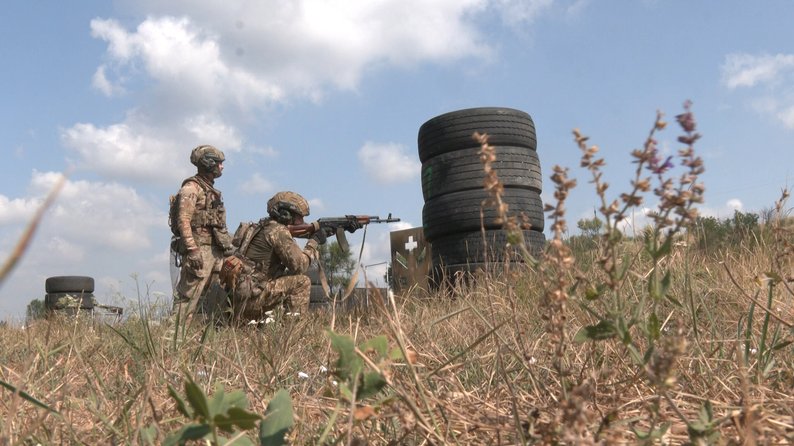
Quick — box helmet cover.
[190,145,225,172]
[267,191,310,221]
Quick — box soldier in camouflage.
[222,191,327,322]
[172,145,234,319]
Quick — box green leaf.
[631,421,670,440]
[660,271,671,298]
[654,237,673,260]
[215,407,262,433]
[138,425,158,445]
[167,383,192,418]
[698,400,714,425]
[221,435,256,446]
[647,312,661,341]
[210,383,227,418]
[389,347,404,361]
[772,340,793,351]
[358,372,387,400]
[338,382,354,401]
[184,374,211,421]
[626,344,643,365]
[574,320,617,343]
[327,330,363,381]
[164,423,212,446]
[209,386,250,425]
[584,285,601,301]
[360,335,388,358]
[617,317,633,345]
[259,389,294,446]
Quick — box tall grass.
[1,103,792,444]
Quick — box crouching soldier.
[220,191,328,323]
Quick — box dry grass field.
[1,104,792,444]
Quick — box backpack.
[219,220,265,293]
[168,194,181,237]
[231,219,266,257]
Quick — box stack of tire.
[307,262,330,309]
[418,107,546,281]
[44,276,96,315]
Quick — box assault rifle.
[289,214,400,251]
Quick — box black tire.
[431,229,546,265]
[418,107,536,163]
[44,292,96,310]
[422,188,544,241]
[307,263,322,286]
[45,276,94,293]
[421,146,542,201]
[310,285,330,304]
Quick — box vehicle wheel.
[431,229,546,265]
[418,107,536,163]
[45,276,95,293]
[422,188,544,241]
[421,146,542,201]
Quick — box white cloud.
[721,53,794,89]
[776,106,794,129]
[246,145,279,157]
[30,171,164,251]
[61,113,241,184]
[92,65,125,96]
[308,198,325,215]
[0,195,40,225]
[722,52,794,130]
[726,199,743,212]
[71,1,565,186]
[358,142,420,185]
[701,198,744,219]
[91,17,284,110]
[239,172,274,195]
[493,0,554,26]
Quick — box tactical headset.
[269,201,301,224]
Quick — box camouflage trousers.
[232,272,310,322]
[174,243,224,317]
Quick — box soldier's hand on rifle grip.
[311,229,328,245]
[346,219,364,233]
[186,249,204,270]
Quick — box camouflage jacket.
[242,219,318,280]
[176,175,230,252]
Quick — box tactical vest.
[169,175,227,236]
[231,219,280,276]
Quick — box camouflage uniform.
[173,146,233,318]
[224,192,320,321]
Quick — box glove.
[186,249,204,270]
[311,228,328,245]
[345,219,363,233]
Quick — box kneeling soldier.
[221,191,328,322]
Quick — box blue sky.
[2,1,793,320]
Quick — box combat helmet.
[267,191,310,224]
[190,145,225,175]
